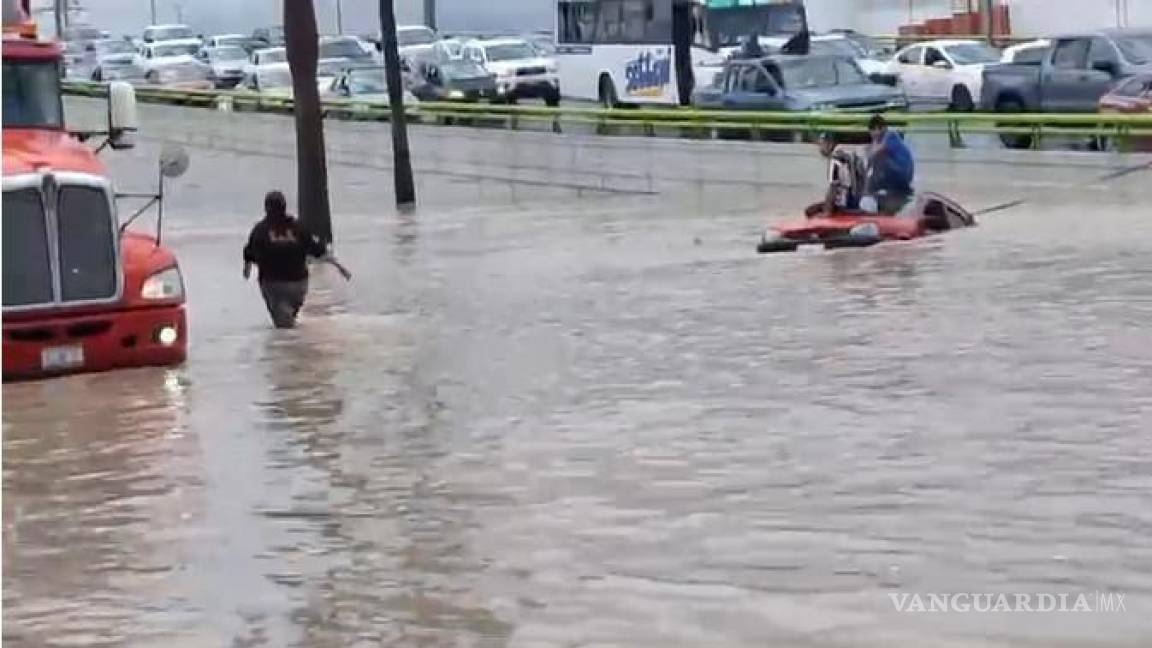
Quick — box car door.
[1081,37,1126,110]
[893,46,925,101]
[921,46,954,104]
[1044,38,1096,112]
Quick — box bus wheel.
[599,75,619,109]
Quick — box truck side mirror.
[1093,60,1117,76]
[107,81,138,150]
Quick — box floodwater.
[4,103,1152,647]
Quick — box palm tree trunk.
[284,0,333,244]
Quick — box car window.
[1115,35,1152,65]
[943,42,1001,65]
[896,46,922,65]
[738,66,772,94]
[924,47,948,67]
[1088,37,1119,68]
[722,65,742,93]
[484,42,537,62]
[1114,76,1152,98]
[1052,39,1090,70]
[1012,45,1047,64]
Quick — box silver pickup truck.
[980,29,1152,148]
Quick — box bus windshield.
[2,60,65,129]
[706,3,807,48]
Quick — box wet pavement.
[4,101,1152,647]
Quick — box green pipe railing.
[63,81,1152,150]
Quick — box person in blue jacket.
[864,114,915,214]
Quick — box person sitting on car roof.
[864,113,915,215]
[806,132,867,218]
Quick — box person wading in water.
[242,190,351,328]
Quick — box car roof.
[147,38,201,48]
[901,39,984,49]
[211,33,246,39]
[146,24,190,30]
[469,37,530,47]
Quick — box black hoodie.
[243,216,327,282]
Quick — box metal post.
[149,0,156,24]
[424,0,436,30]
[336,0,343,34]
[981,0,994,44]
[379,0,416,206]
[51,0,65,38]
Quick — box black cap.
[817,131,837,144]
[868,113,888,131]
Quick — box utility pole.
[53,0,63,38]
[336,0,343,34]
[378,0,416,206]
[423,0,436,30]
[149,0,156,24]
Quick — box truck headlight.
[141,266,184,300]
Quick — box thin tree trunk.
[379,0,416,206]
[284,0,333,244]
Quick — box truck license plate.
[41,345,84,371]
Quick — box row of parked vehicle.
[63,22,563,109]
[688,28,1149,149]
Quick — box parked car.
[397,25,438,59]
[887,39,1001,111]
[812,33,895,85]
[461,37,560,105]
[1097,73,1152,151]
[1000,39,1050,63]
[197,46,248,88]
[319,35,376,66]
[981,30,1152,147]
[411,57,497,102]
[243,47,288,81]
[243,62,294,96]
[252,26,285,47]
[434,38,465,60]
[90,41,146,83]
[693,54,907,116]
[138,39,202,75]
[203,33,247,49]
[142,24,194,44]
[323,65,418,107]
[143,59,213,90]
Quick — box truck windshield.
[1116,36,1152,65]
[2,60,65,129]
[775,57,865,89]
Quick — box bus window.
[558,1,600,44]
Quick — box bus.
[555,0,807,107]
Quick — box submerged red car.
[758,192,976,254]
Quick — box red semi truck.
[3,0,189,380]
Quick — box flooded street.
[5,102,1152,646]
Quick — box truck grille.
[517,66,547,77]
[2,178,120,310]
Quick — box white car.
[887,39,1002,111]
[142,23,194,44]
[811,34,892,81]
[243,62,294,96]
[1001,39,1050,63]
[322,65,419,107]
[397,25,437,59]
[243,47,288,82]
[204,33,250,50]
[138,38,202,74]
[461,37,559,105]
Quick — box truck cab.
[3,7,188,380]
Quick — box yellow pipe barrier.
[64,81,1152,150]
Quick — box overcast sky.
[53,0,551,37]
